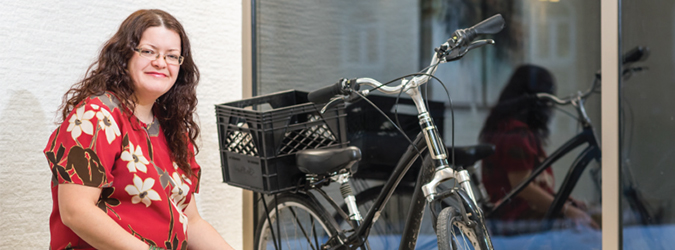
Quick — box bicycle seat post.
[331,173,363,224]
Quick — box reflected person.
[478,64,598,234]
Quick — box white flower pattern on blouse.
[121,141,149,173]
[125,175,161,207]
[170,172,190,211]
[66,105,95,141]
[170,198,189,235]
[95,107,121,144]
[179,211,188,235]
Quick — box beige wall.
[0,1,243,249]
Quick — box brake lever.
[444,39,495,62]
[622,66,648,81]
[319,90,365,114]
[467,39,495,51]
[320,97,345,114]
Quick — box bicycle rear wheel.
[255,193,339,250]
[436,206,488,250]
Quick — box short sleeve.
[188,141,201,194]
[44,99,122,188]
[493,128,539,173]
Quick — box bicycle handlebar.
[455,14,505,48]
[623,46,649,65]
[309,15,504,104]
[307,81,345,104]
[308,78,360,104]
[535,45,649,106]
[470,14,506,36]
[535,92,574,105]
[534,76,599,107]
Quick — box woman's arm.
[507,170,598,228]
[58,183,151,250]
[507,169,557,213]
[184,197,234,250]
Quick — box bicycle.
[617,46,666,227]
[480,46,652,234]
[250,14,506,250]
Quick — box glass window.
[621,0,675,248]
[253,1,601,249]
[255,1,419,95]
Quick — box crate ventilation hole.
[226,114,338,156]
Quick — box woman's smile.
[145,71,168,78]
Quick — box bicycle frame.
[309,130,428,249]
[318,117,488,249]
[254,54,492,250]
[486,96,602,226]
[300,15,505,249]
[314,60,490,249]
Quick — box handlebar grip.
[622,46,649,64]
[464,14,505,42]
[308,81,343,104]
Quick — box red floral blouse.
[44,92,201,250]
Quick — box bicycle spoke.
[280,210,291,250]
[452,221,473,250]
[261,196,280,250]
[312,216,320,250]
[437,206,488,250]
[459,228,471,249]
[288,206,318,250]
[257,196,334,250]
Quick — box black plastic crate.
[216,90,347,194]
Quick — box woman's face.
[128,26,182,105]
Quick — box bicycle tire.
[436,206,488,250]
[255,193,339,250]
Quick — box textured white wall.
[0,1,243,249]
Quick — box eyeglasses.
[133,47,184,66]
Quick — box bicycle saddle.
[296,146,361,175]
[447,144,495,167]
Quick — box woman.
[478,64,596,234]
[44,9,233,249]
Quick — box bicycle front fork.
[417,112,479,205]
[421,167,478,204]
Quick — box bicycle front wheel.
[436,206,489,250]
[255,193,338,250]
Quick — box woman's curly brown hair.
[59,9,200,176]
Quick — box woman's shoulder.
[67,92,129,126]
[82,92,123,113]
[496,118,531,134]
[484,119,535,144]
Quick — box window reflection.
[621,1,675,249]
[478,64,602,249]
[431,1,602,249]
[254,0,601,249]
